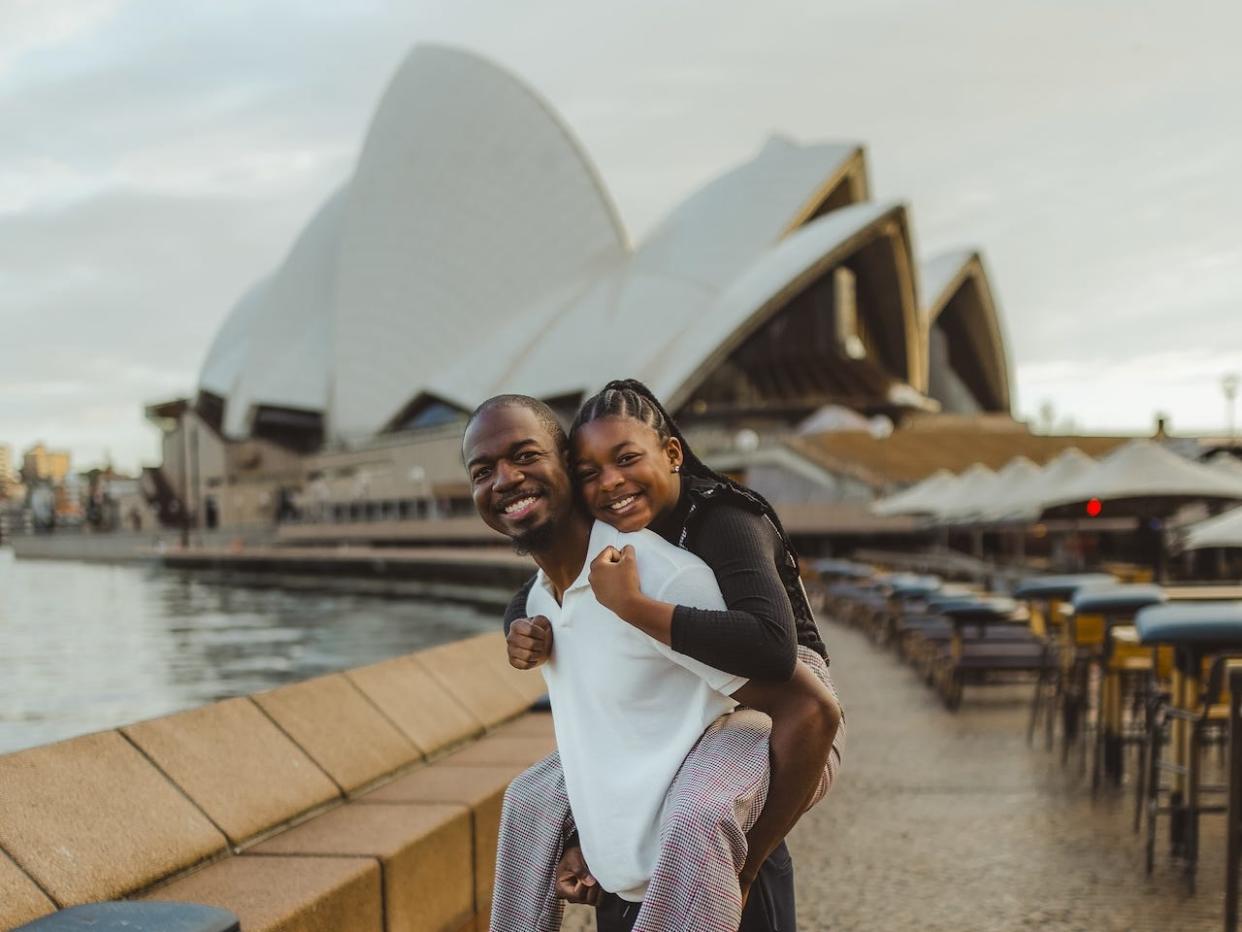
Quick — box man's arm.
[731,665,840,898]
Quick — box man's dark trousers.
[594,840,796,932]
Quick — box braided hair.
[571,378,802,564]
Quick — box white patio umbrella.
[1206,453,1242,490]
[1040,439,1242,518]
[1182,505,1242,550]
[981,447,1097,523]
[941,456,1042,525]
[870,469,956,516]
[923,463,998,523]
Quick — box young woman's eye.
[576,469,598,483]
[617,453,640,465]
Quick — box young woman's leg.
[798,646,845,810]
[632,707,771,932]
[634,652,843,932]
[490,751,575,932]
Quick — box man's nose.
[494,461,524,490]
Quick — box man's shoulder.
[608,525,711,583]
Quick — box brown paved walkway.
[566,617,1231,930]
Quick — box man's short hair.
[463,394,569,458]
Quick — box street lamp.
[1224,373,1239,449]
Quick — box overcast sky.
[2,0,1240,473]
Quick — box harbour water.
[0,547,502,755]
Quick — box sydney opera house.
[146,44,1038,543]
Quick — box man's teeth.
[503,496,537,515]
[609,495,637,511]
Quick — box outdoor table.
[876,575,942,645]
[934,597,1039,709]
[1070,584,1167,788]
[1135,601,1242,891]
[812,559,874,580]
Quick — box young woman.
[494,380,844,932]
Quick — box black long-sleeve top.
[501,487,827,681]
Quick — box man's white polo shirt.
[526,520,747,902]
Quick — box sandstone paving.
[562,618,1233,930]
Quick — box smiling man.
[463,394,836,932]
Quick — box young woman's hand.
[555,845,602,905]
[588,545,641,617]
[507,615,552,668]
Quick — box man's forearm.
[732,663,840,886]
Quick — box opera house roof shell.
[198,44,1013,446]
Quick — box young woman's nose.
[598,465,623,491]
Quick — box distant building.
[145,43,1025,545]
[0,444,15,499]
[22,443,71,485]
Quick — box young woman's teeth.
[503,496,537,515]
[609,495,637,511]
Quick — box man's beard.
[509,516,560,556]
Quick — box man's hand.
[555,845,601,905]
[588,545,642,617]
[507,615,552,669]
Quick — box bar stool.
[1135,601,1242,891]
[1013,574,1117,751]
[1067,584,1167,791]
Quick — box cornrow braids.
[569,382,672,444]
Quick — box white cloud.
[0,0,124,76]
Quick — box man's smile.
[498,491,544,521]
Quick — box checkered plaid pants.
[490,648,842,932]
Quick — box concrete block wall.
[0,632,556,932]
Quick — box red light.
[1086,498,1102,517]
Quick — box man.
[463,395,837,931]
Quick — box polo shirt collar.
[533,521,615,605]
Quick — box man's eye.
[515,451,539,463]
[472,468,491,482]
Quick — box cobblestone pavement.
[562,617,1231,930]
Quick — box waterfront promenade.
[563,617,1228,931]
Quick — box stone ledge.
[249,803,473,932]
[416,636,531,728]
[359,763,527,913]
[0,849,56,928]
[254,673,422,795]
[437,733,556,767]
[347,655,484,757]
[0,730,227,906]
[146,854,382,932]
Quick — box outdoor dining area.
[805,439,1242,929]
